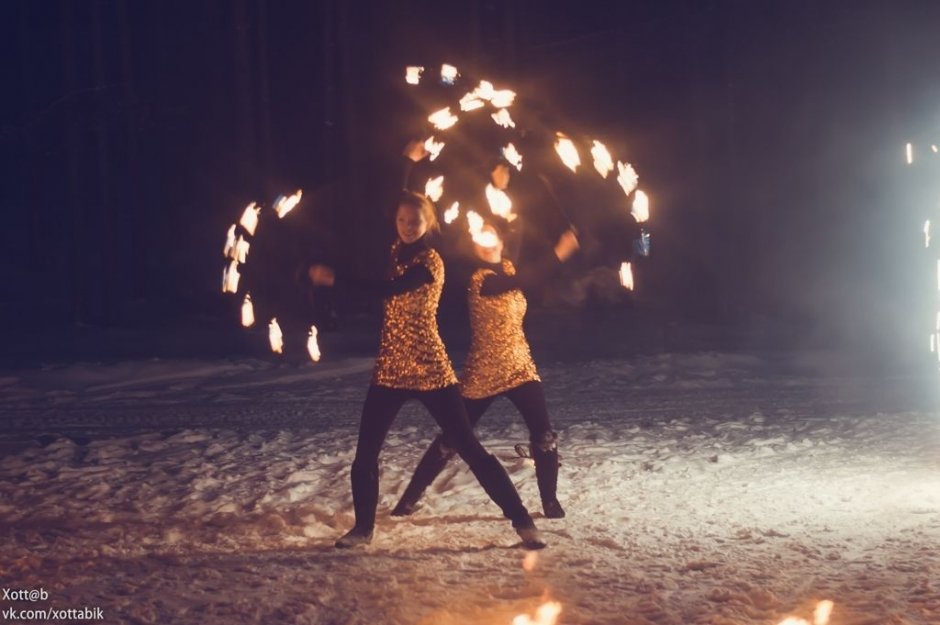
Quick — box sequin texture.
[460,260,540,399]
[372,242,458,390]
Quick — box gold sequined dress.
[372,240,458,390]
[460,260,540,399]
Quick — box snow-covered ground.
[1,351,939,624]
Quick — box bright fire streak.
[239,202,261,236]
[241,293,255,327]
[632,190,650,223]
[307,325,321,362]
[234,235,250,264]
[512,601,562,625]
[554,133,580,172]
[424,137,445,161]
[223,224,237,259]
[425,176,444,203]
[222,260,241,294]
[813,600,834,625]
[503,143,523,171]
[441,63,459,85]
[268,318,283,354]
[906,142,913,164]
[405,66,424,85]
[522,552,539,572]
[616,161,639,197]
[492,109,516,128]
[486,183,515,221]
[429,107,459,130]
[925,220,931,248]
[475,80,495,100]
[776,619,809,625]
[444,202,460,225]
[467,210,499,248]
[490,89,516,108]
[459,92,485,111]
[274,189,302,219]
[619,262,634,290]
[591,140,614,178]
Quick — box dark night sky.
[2,0,940,359]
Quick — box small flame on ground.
[591,140,614,178]
[502,143,523,171]
[616,161,639,197]
[425,176,444,203]
[405,66,424,85]
[906,142,913,164]
[429,107,459,130]
[619,262,634,290]
[444,202,460,224]
[459,92,485,111]
[925,219,931,248]
[425,137,445,161]
[241,294,255,327]
[775,600,834,625]
[441,63,459,85]
[307,325,321,362]
[268,318,283,354]
[512,601,562,625]
[554,133,580,172]
[222,260,241,294]
[632,190,650,223]
[274,190,302,219]
[522,552,539,572]
[467,210,499,248]
[486,183,515,221]
[491,89,517,108]
[239,202,261,236]
[223,224,237,258]
[492,109,516,129]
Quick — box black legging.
[350,384,532,530]
[394,381,559,511]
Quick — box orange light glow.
[268,318,284,354]
[274,189,302,219]
[425,176,444,203]
[239,202,261,236]
[307,325,321,362]
[591,140,614,178]
[632,190,650,223]
[241,294,255,327]
[619,262,634,290]
[554,133,580,172]
[492,109,516,129]
[429,107,459,130]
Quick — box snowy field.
[1,351,939,625]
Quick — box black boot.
[391,437,456,516]
[531,432,565,519]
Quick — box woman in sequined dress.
[308,191,545,549]
[391,220,579,520]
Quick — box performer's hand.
[554,229,580,262]
[403,139,429,163]
[308,265,336,287]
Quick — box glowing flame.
[467,210,499,248]
[223,224,237,259]
[813,600,834,625]
[441,64,459,85]
[492,109,516,129]
[307,325,321,362]
[616,161,639,197]
[274,189,302,219]
[512,601,562,625]
[933,145,939,153]
[486,183,515,221]
[502,143,523,171]
[444,202,460,225]
[632,190,650,223]
[239,202,261,236]
[522,552,539,572]
[906,142,913,164]
[475,80,495,100]
[591,140,614,178]
[268,318,283,354]
[925,220,931,248]
[425,176,444,203]
[405,66,424,85]
[554,133,580,172]
[424,137,445,161]
[491,89,517,108]
[429,107,459,130]
[222,260,241,294]
[619,262,634,290]
[459,92,485,112]
[241,293,255,327]
[233,235,250,264]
